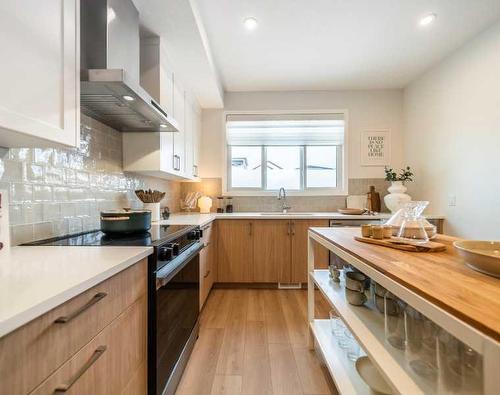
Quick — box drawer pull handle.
[54,346,107,392]
[54,292,107,324]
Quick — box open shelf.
[311,269,437,395]
[311,319,370,395]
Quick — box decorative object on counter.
[161,207,170,220]
[216,196,225,213]
[366,185,381,213]
[197,196,213,214]
[371,225,384,240]
[354,235,446,252]
[384,205,437,239]
[361,224,372,237]
[355,356,393,395]
[180,192,202,212]
[383,225,393,238]
[225,197,234,213]
[338,208,366,215]
[100,208,152,234]
[383,166,414,213]
[135,189,166,203]
[454,240,500,278]
[394,201,435,243]
[384,292,407,350]
[135,189,166,222]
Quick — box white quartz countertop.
[0,246,153,338]
[156,212,445,226]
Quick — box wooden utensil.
[354,236,446,252]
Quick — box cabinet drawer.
[0,259,147,395]
[200,222,214,245]
[31,294,147,395]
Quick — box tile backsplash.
[0,115,180,245]
[181,178,390,212]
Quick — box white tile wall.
[0,115,181,245]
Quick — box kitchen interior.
[0,1,499,394]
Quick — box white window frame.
[222,110,349,196]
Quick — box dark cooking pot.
[100,209,151,234]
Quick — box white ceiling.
[132,0,225,108]
[194,0,500,92]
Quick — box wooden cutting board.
[354,236,446,252]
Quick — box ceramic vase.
[384,181,411,213]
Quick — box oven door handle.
[156,242,204,289]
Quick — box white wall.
[404,21,500,238]
[200,90,404,182]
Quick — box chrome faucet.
[277,187,291,213]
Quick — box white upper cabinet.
[172,80,185,175]
[0,0,80,148]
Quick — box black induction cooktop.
[24,224,196,247]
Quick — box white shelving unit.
[310,270,435,395]
[311,319,370,395]
[307,228,500,395]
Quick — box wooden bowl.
[338,208,366,215]
[454,240,500,278]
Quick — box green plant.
[384,166,414,182]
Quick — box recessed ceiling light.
[243,17,258,31]
[419,13,436,27]
[122,95,134,101]
[160,124,168,129]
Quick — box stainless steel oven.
[149,236,204,395]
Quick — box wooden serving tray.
[354,236,446,252]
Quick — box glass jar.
[216,196,224,213]
[384,292,406,350]
[405,305,439,382]
[437,330,483,394]
[225,197,234,213]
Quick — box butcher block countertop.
[310,227,500,342]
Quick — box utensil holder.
[144,202,160,222]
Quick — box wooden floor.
[176,289,339,395]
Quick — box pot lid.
[101,209,151,215]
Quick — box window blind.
[226,113,345,146]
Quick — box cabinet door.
[160,132,175,173]
[217,220,253,283]
[253,220,290,283]
[172,81,185,174]
[30,295,147,395]
[291,220,330,283]
[184,100,194,178]
[192,108,202,178]
[0,0,79,148]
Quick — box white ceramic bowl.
[454,240,500,278]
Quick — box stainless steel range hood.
[80,0,178,132]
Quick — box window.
[226,113,345,194]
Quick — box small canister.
[371,225,384,240]
[361,224,372,237]
[383,225,393,238]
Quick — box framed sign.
[361,130,391,166]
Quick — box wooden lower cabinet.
[31,294,147,395]
[200,222,217,308]
[215,219,330,285]
[291,219,330,283]
[253,220,291,282]
[217,220,253,282]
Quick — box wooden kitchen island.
[307,227,500,395]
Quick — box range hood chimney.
[80,0,178,132]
